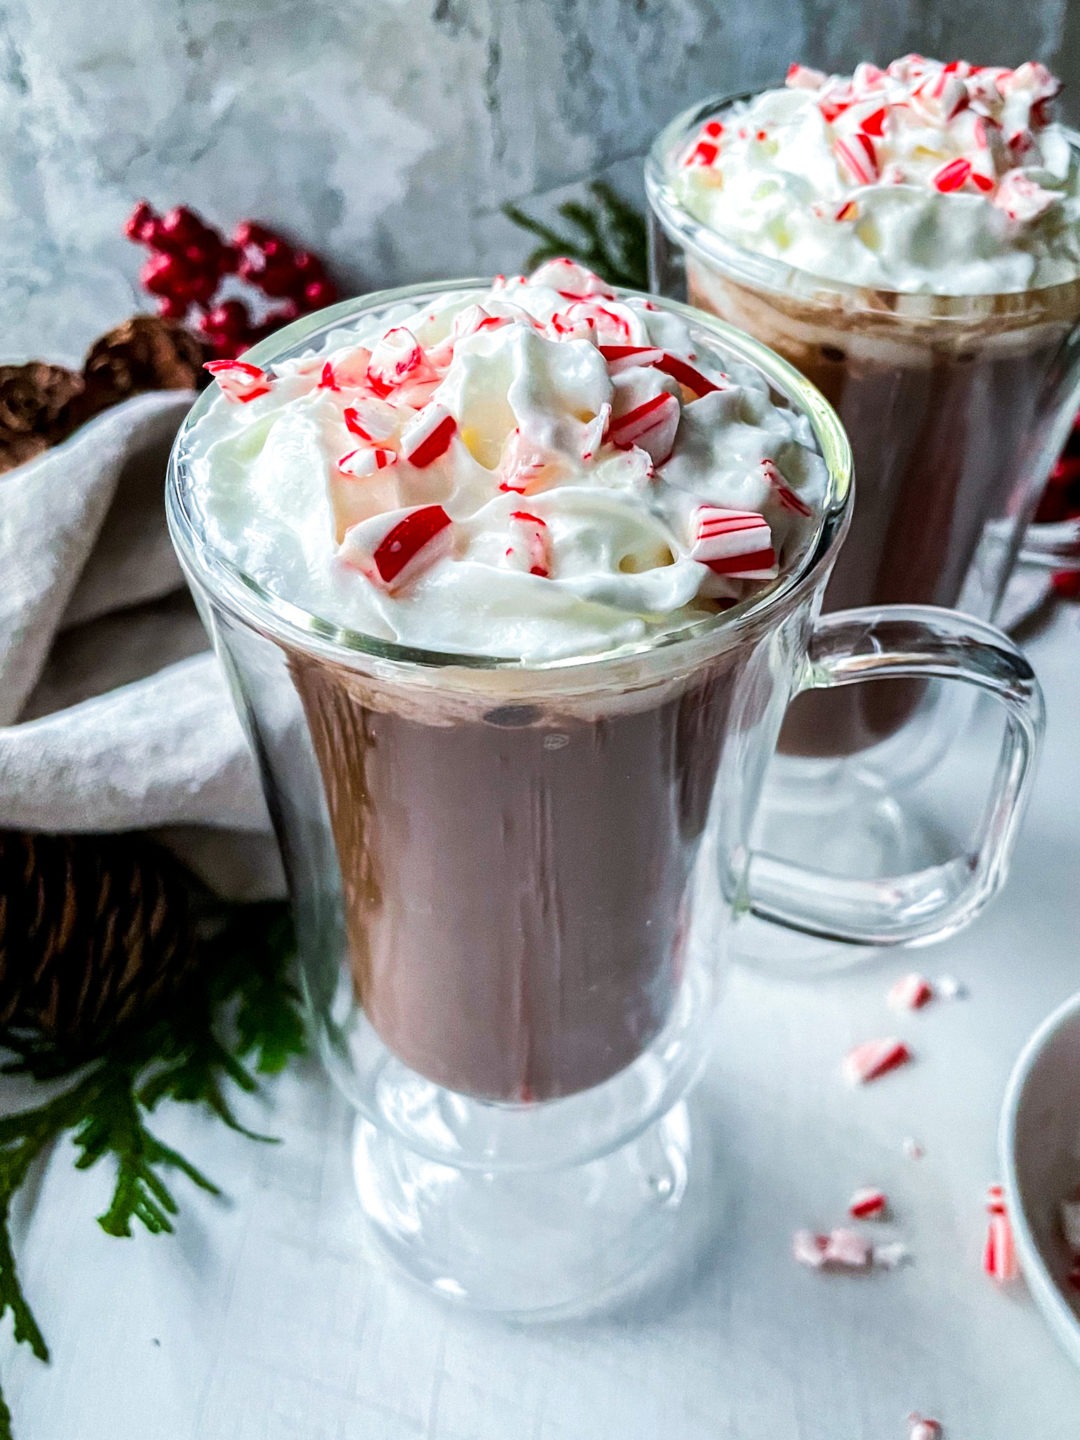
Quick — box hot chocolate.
[649,56,1080,755]
[181,263,825,1100]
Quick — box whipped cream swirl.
[675,56,1080,294]
[183,261,825,662]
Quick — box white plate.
[1000,990,1080,1368]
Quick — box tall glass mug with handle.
[167,271,1043,1317]
[645,59,1080,879]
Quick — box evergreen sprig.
[503,181,649,290]
[0,900,305,1440]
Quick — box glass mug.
[646,94,1080,786]
[167,285,1043,1316]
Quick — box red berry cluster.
[125,203,339,359]
[1034,412,1080,601]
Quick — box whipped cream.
[183,261,826,663]
[674,57,1080,294]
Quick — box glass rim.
[645,88,1080,317]
[166,278,853,676]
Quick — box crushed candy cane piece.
[792,1229,829,1268]
[1061,1197,1080,1252]
[824,1228,872,1268]
[367,326,433,397]
[507,510,552,578]
[400,402,457,468]
[888,973,934,1011]
[983,1209,1018,1284]
[986,1182,1006,1215]
[902,1137,925,1160]
[340,504,453,593]
[834,132,879,186]
[848,1186,888,1220]
[690,506,776,579]
[598,344,720,398]
[338,446,397,477]
[908,1415,943,1440]
[843,1038,912,1086]
[935,974,965,1000]
[874,1242,912,1270]
[203,359,272,403]
[605,392,681,467]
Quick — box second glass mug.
[646,93,1080,804]
[167,284,1043,1316]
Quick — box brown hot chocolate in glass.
[686,262,1080,755]
[290,645,740,1103]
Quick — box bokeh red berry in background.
[124,202,339,359]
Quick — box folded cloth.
[0,390,282,900]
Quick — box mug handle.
[746,605,1044,947]
[1019,518,1080,570]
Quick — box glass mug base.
[353,1100,693,1318]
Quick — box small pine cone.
[0,831,199,1056]
[64,316,206,430]
[0,362,86,475]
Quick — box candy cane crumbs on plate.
[842,1038,913,1086]
[902,1136,925,1160]
[792,1228,871,1270]
[888,974,934,1011]
[792,1229,829,1269]
[907,1414,943,1439]
[848,1186,888,1219]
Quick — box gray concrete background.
[1,0,1077,362]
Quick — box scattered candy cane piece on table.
[203,359,272,403]
[874,1242,912,1270]
[908,1415,943,1440]
[848,1187,888,1220]
[843,1038,913,1086]
[888,974,934,1011]
[902,1137,925,1161]
[824,1228,872,1268]
[340,504,453,593]
[935,975,966,1001]
[983,1209,1018,1285]
[792,1230,829,1269]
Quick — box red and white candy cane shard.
[834,131,879,186]
[343,398,397,443]
[936,974,965,1000]
[400,402,457,468]
[337,446,397,478]
[842,1037,913,1086]
[686,138,720,167]
[994,172,1057,223]
[203,360,272,403]
[983,1209,1018,1284]
[1060,1198,1080,1252]
[888,973,934,1012]
[792,1230,829,1269]
[367,327,432,398]
[343,504,453,592]
[848,1187,888,1220]
[530,257,615,300]
[761,458,813,515]
[823,1228,872,1268]
[690,506,776,579]
[318,361,340,391]
[581,402,611,462]
[606,392,681,467]
[508,510,552,578]
[598,345,720,398]
[852,61,886,93]
[786,63,826,91]
[931,158,974,194]
[985,1182,1006,1215]
[902,1136,925,1160]
[860,107,888,138]
[833,198,860,222]
[908,1415,943,1440]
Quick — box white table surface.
[6,605,1080,1440]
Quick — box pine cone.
[77,315,204,415]
[0,363,85,475]
[0,831,199,1056]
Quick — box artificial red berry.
[155,294,189,320]
[1051,569,1080,600]
[303,277,339,309]
[218,243,241,275]
[291,250,325,281]
[232,220,279,250]
[199,299,253,339]
[160,205,213,249]
[140,251,191,296]
[260,236,292,262]
[256,261,301,298]
[125,200,159,243]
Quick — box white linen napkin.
[0,391,282,900]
